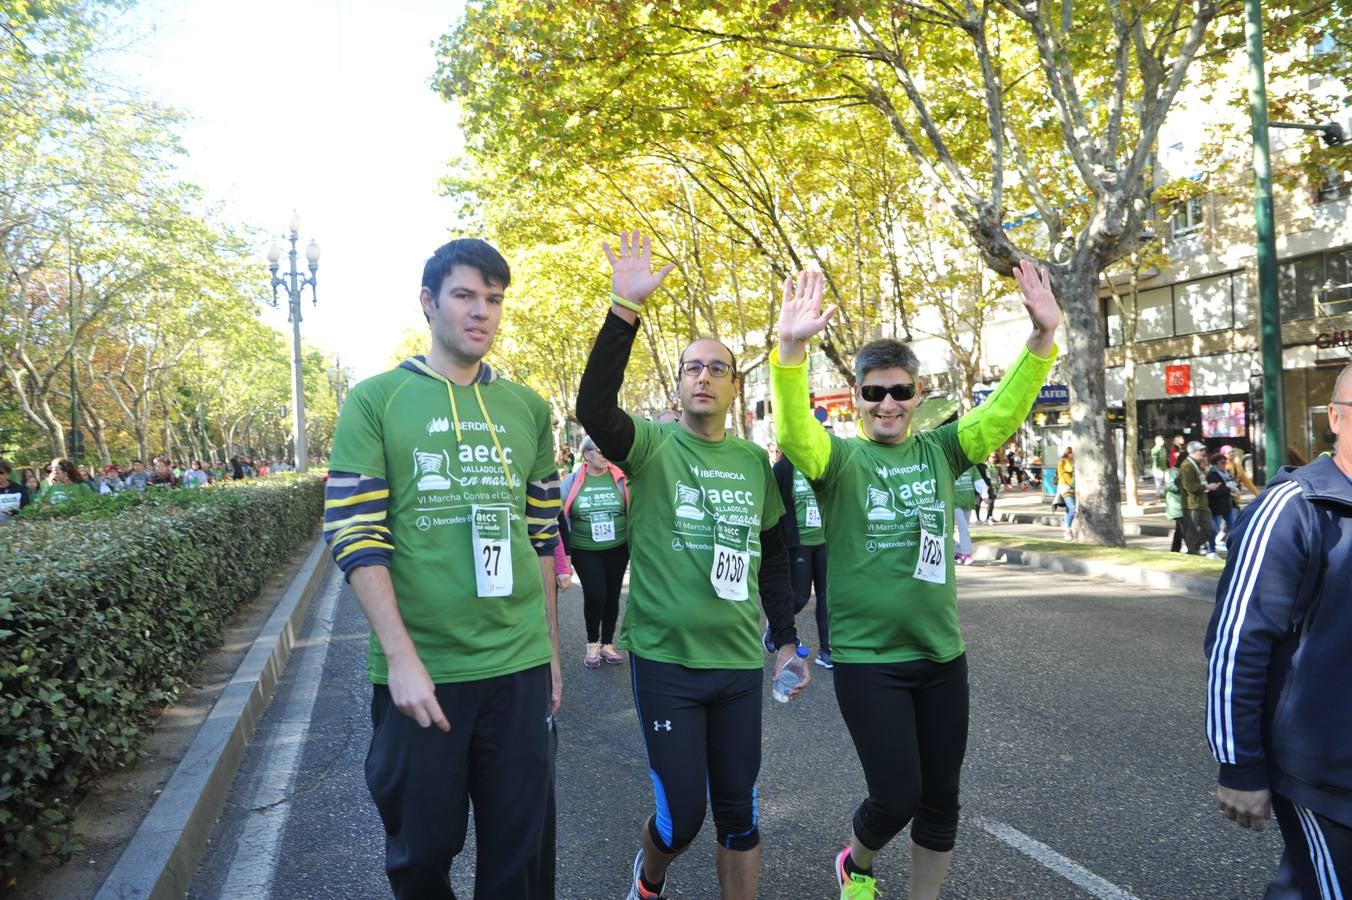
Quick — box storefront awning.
[910,397,961,432]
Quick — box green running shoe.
[835,846,878,899]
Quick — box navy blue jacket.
[1204,455,1352,826]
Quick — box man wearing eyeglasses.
[770,262,1060,900]
[576,230,802,900]
[1205,364,1352,899]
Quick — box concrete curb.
[93,538,333,900]
[971,543,1220,598]
[992,510,1173,537]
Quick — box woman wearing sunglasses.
[770,261,1061,900]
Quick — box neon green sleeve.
[956,344,1059,464]
[769,348,832,479]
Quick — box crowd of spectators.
[0,453,299,518]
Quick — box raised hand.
[1012,258,1060,335]
[602,229,675,308]
[777,270,838,365]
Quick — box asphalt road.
[190,560,1281,899]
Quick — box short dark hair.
[855,339,921,384]
[678,336,738,379]
[0,459,11,475]
[421,239,511,297]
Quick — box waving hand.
[777,270,838,366]
[603,229,675,320]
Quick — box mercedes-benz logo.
[671,538,684,552]
[866,540,877,553]
[416,515,432,532]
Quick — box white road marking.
[974,817,1142,900]
[217,570,341,898]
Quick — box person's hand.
[603,229,675,308]
[387,654,451,732]
[1217,785,1271,831]
[550,652,563,714]
[1012,259,1060,354]
[777,271,838,365]
[771,643,811,699]
[555,572,572,592]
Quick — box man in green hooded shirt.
[771,262,1061,900]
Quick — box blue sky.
[100,0,467,379]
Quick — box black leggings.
[630,655,762,853]
[571,544,629,643]
[791,543,830,652]
[1170,518,1184,552]
[833,655,969,853]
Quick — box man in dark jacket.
[1204,364,1352,897]
[1179,441,1214,555]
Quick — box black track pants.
[1270,793,1350,900]
[365,666,554,899]
[791,543,830,652]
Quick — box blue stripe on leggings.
[631,658,674,849]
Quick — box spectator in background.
[36,458,95,506]
[1164,464,1185,552]
[95,465,123,495]
[124,459,150,492]
[182,460,209,488]
[0,459,31,517]
[1179,441,1214,555]
[1205,453,1239,559]
[1056,447,1076,541]
[976,457,999,523]
[1222,445,1259,506]
[148,457,178,489]
[1168,434,1186,468]
[1004,441,1028,489]
[1150,435,1168,499]
[21,467,41,495]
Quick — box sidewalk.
[969,487,1225,597]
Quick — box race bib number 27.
[471,504,513,597]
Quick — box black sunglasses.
[860,383,917,403]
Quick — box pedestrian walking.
[952,466,977,564]
[1150,435,1168,499]
[559,435,630,669]
[324,238,562,899]
[576,229,802,900]
[1179,441,1214,555]
[1163,466,1185,552]
[1056,447,1076,541]
[1204,362,1352,899]
[774,452,833,666]
[980,455,1001,522]
[1222,445,1260,506]
[771,259,1060,900]
[1205,453,1238,557]
[1167,434,1186,468]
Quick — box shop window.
[1136,285,1175,340]
[1315,166,1351,203]
[1169,197,1205,240]
[1279,254,1323,321]
[1319,247,1352,315]
[1175,274,1234,334]
[1104,296,1123,347]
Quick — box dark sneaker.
[762,627,775,654]
[815,650,833,669]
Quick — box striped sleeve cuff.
[526,473,561,555]
[325,471,394,574]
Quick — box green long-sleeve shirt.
[769,344,1056,663]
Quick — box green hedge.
[0,475,325,878]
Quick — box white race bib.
[804,503,821,529]
[710,519,751,602]
[913,507,947,585]
[0,493,20,513]
[590,512,616,544]
[471,504,513,597]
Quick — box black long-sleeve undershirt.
[575,310,798,649]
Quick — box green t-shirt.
[36,481,94,506]
[953,468,977,511]
[616,417,785,669]
[792,468,825,546]
[568,471,627,550]
[770,343,1056,666]
[1150,444,1168,471]
[808,425,971,663]
[329,364,557,684]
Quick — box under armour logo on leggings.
[653,720,672,732]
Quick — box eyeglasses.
[859,383,917,403]
[680,360,733,379]
[1331,400,1352,408]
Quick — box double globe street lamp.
[267,212,320,473]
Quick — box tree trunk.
[1056,262,1125,546]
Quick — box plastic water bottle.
[772,644,810,703]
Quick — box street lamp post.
[326,354,349,411]
[267,212,320,474]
